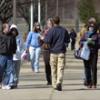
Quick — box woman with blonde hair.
[26,22,41,73]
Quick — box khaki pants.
[50,53,65,88]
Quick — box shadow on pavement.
[63,88,100,91]
[17,84,51,89]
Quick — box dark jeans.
[71,39,76,50]
[43,50,51,84]
[0,55,13,85]
[83,52,98,86]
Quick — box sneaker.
[2,85,11,90]
[92,85,97,89]
[87,85,92,89]
[84,81,92,89]
[34,69,39,73]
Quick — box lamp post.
[56,0,58,16]
[75,0,79,32]
[13,0,16,24]
[38,0,41,23]
[30,0,34,31]
[45,0,47,21]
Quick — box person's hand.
[26,49,29,53]
[40,35,44,40]
[41,36,44,40]
[88,38,92,41]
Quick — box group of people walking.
[0,16,100,91]
[25,16,70,91]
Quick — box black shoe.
[84,81,92,89]
[11,85,18,89]
[47,82,52,85]
[56,83,62,91]
[84,81,88,86]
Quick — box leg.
[2,57,13,86]
[0,55,6,83]
[72,39,75,50]
[83,60,92,86]
[56,53,65,91]
[29,46,35,71]
[71,40,73,50]
[34,47,41,72]
[13,60,21,85]
[50,54,57,88]
[91,53,98,87]
[43,50,51,84]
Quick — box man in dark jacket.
[70,29,77,50]
[0,23,16,89]
[44,16,70,91]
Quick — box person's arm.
[12,36,17,54]
[44,29,53,45]
[26,32,32,49]
[75,32,77,38]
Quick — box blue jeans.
[0,55,7,82]
[0,55,14,85]
[29,46,41,71]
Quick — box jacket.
[0,33,17,56]
[44,26,70,54]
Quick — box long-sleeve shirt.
[44,26,70,54]
[26,31,41,49]
[13,34,23,60]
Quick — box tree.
[78,0,98,23]
[0,0,31,29]
[0,0,13,23]
[0,0,45,30]
[17,2,30,30]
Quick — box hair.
[87,17,98,33]
[47,18,54,27]
[71,28,75,32]
[53,16,60,25]
[88,17,96,23]
[33,22,41,32]
[2,23,9,32]
[10,28,19,36]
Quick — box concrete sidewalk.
[0,50,100,100]
[0,64,100,100]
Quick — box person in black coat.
[80,17,99,89]
[69,29,77,50]
[0,23,17,90]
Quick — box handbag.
[42,43,50,49]
[21,50,30,61]
[74,48,82,59]
[80,42,90,60]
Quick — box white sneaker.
[34,69,39,73]
[2,85,11,90]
